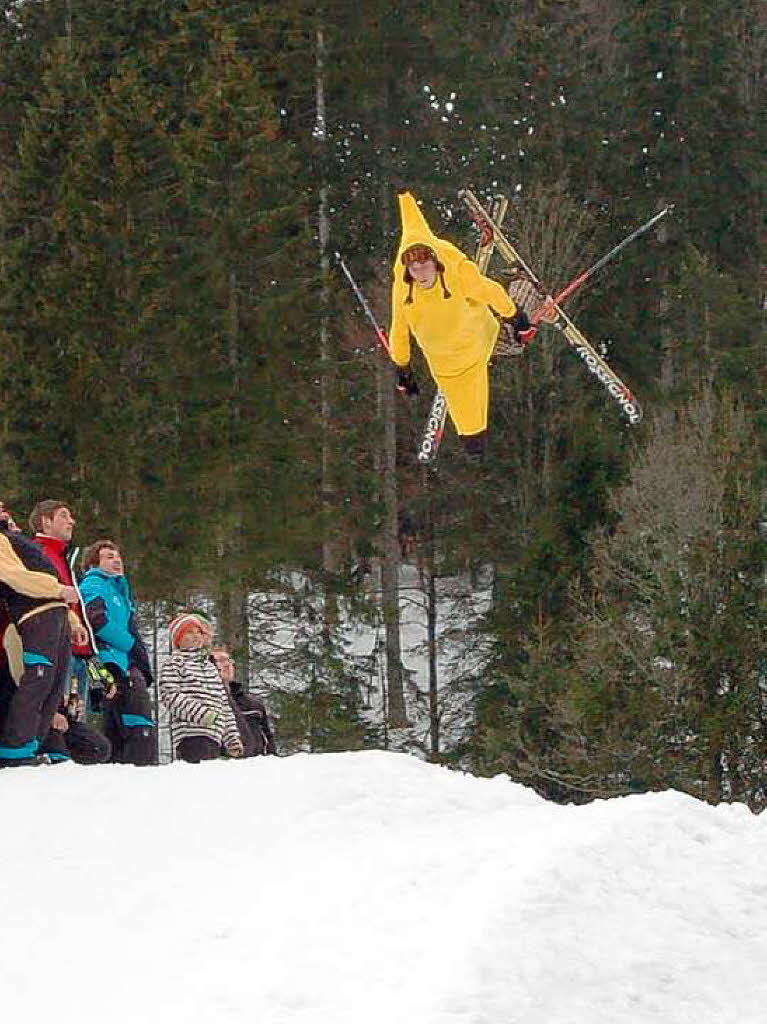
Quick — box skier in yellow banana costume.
[389,191,535,459]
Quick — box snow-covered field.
[2,752,765,1023]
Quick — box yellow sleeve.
[0,534,63,601]
[459,260,516,317]
[388,281,412,367]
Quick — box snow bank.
[2,752,765,1023]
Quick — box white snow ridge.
[2,751,765,1024]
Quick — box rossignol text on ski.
[418,391,448,464]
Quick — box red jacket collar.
[34,533,67,557]
[33,533,71,583]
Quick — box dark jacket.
[32,534,92,657]
[230,681,276,755]
[0,521,68,625]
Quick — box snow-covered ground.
[3,751,765,1023]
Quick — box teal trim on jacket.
[23,652,54,667]
[79,569,136,674]
[121,713,154,729]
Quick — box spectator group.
[0,498,274,769]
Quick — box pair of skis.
[418,192,671,461]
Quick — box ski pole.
[335,251,390,355]
[531,206,673,324]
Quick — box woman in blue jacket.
[80,540,155,766]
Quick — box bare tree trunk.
[215,587,250,686]
[372,124,407,728]
[316,25,338,629]
[423,472,439,757]
[379,356,407,727]
[657,197,674,402]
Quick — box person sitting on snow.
[210,646,275,757]
[160,612,244,764]
[388,190,535,460]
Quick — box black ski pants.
[0,607,71,766]
[41,719,112,765]
[0,659,15,735]
[103,665,156,766]
[176,735,220,763]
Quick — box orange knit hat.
[169,612,211,649]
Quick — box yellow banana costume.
[389,191,516,437]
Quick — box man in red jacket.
[29,501,90,655]
[28,499,111,764]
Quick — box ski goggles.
[401,244,436,266]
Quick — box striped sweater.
[159,649,241,754]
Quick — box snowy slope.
[2,752,765,1024]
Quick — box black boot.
[463,430,488,461]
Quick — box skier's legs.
[437,358,491,454]
[462,429,488,460]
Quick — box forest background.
[0,0,764,807]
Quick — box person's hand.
[395,366,420,397]
[104,683,118,700]
[71,624,89,647]
[509,309,537,348]
[515,323,537,346]
[201,710,219,729]
[52,712,69,732]
[59,585,78,604]
[536,296,559,324]
[66,696,84,721]
[499,312,537,355]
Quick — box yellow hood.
[393,191,466,300]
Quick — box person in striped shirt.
[160,612,244,764]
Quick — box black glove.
[499,311,537,355]
[509,309,537,347]
[396,366,420,397]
